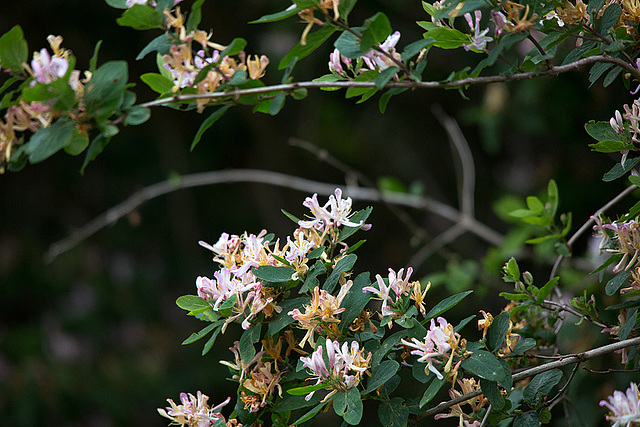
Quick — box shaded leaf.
[190,106,231,151]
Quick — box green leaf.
[81,134,110,174]
[425,290,473,321]
[22,78,78,111]
[526,196,544,213]
[536,277,559,303]
[268,296,308,336]
[291,402,325,425]
[378,397,409,427]
[105,0,128,8]
[589,62,613,87]
[337,206,373,242]
[514,412,540,427]
[286,383,326,395]
[333,388,363,425]
[603,157,640,181]
[0,26,28,72]
[401,38,433,61]
[364,360,399,393]
[181,321,220,345]
[136,34,174,60]
[201,326,222,355]
[124,106,151,126]
[239,324,261,362]
[116,4,164,30]
[219,38,248,58]
[620,309,638,340]
[606,270,633,296]
[190,106,231,151]
[301,260,326,293]
[334,26,369,59]
[585,120,624,143]
[375,67,400,89]
[84,61,128,121]
[250,6,301,23]
[417,22,467,49]
[185,0,206,33]
[176,295,210,312]
[360,12,392,52]
[499,292,530,301]
[64,129,90,156]
[589,140,634,153]
[630,176,640,187]
[523,369,563,406]
[252,265,295,282]
[279,25,337,70]
[281,209,301,224]
[419,375,447,407]
[26,118,75,164]
[487,311,511,353]
[323,254,357,293]
[269,93,287,116]
[461,350,507,382]
[480,379,505,411]
[340,272,372,329]
[597,3,622,34]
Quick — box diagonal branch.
[421,335,640,419]
[44,169,504,263]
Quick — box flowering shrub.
[4,0,640,425]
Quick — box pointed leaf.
[190,105,231,151]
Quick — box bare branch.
[421,335,640,419]
[45,169,504,263]
[138,55,640,109]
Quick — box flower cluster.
[157,391,232,427]
[299,339,371,401]
[592,216,640,272]
[434,378,487,426]
[363,267,415,317]
[328,31,402,76]
[610,99,640,143]
[600,382,640,427]
[401,316,463,380]
[160,8,269,112]
[0,35,86,173]
[463,11,493,51]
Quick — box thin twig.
[549,184,637,280]
[45,169,504,263]
[541,299,607,329]
[138,55,640,109]
[478,404,492,427]
[548,362,580,410]
[421,335,640,418]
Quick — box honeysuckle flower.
[298,189,370,232]
[611,109,625,134]
[157,391,230,427]
[598,219,640,272]
[477,310,493,338]
[463,11,493,52]
[401,316,456,380]
[247,54,269,79]
[31,47,68,84]
[242,361,283,407]
[329,48,351,75]
[410,280,430,316]
[491,11,508,36]
[362,31,402,71]
[434,378,485,426]
[600,382,640,427]
[540,10,565,27]
[363,267,414,317]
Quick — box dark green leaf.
[603,157,640,182]
[619,309,637,340]
[375,67,399,89]
[116,4,164,30]
[589,140,634,153]
[333,387,362,425]
[124,106,151,126]
[597,3,622,34]
[364,360,399,393]
[105,0,128,8]
[286,383,326,395]
[250,6,301,23]
[201,326,222,355]
[401,38,433,61]
[136,34,174,60]
[461,350,507,382]
[419,375,446,407]
[252,265,295,283]
[269,93,286,116]
[488,311,511,353]
[291,402,325,425]
[514,412,540,427]
[323,254,357,293]
[511,337,536,355]
[268,296,309,336]
[425,290,473,321]
[84,61,128,121]
[523,369,563,406]
[301,260,326,293]
[480,379,505,410]
[239,324,261,362]
[588,62,613,87]
[360,12,392,52]
[190,105,231,151]
[337,206,373,242]
[0,26,28,72]
[585,120,624,143]
[603,65,623,87]
[81,134,110,174]
[181,321,220,345]
[279,25,338,69]
[606,270,633,296]
[185,0,206,33]
[334,26,369,59]
[26,118,75,164]
[220,38,248,58]
[378,397,409,427]
[340,272,372,329]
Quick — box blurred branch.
[421,335,640,419]
[138,55,638,109]
[45,169,504,263]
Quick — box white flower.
[600,382,640,427]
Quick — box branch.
[421,335,640,418]
[44,169,504,263]
[138,55,640,109]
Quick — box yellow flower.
[478,310,493,339]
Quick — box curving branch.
[44,169,504,263]
[421,335,640,419]
[138,55,640,109]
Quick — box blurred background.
[0,0,636,425]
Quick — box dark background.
[0,1,633,425]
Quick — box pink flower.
[31,48,68,84]
[463,11,493,52]
[600,382,640,426]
